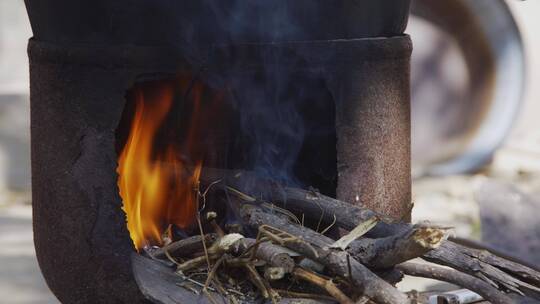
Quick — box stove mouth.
[115,58,339,244]
[115,66,339,302]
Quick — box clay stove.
[25,1,412,303]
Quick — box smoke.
[203,1,303,43]
[230,65,306,186]
[170,1,338,191]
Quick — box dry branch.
[291,188,540,299]
[262,183,540,298]
[229,238,296,274]
[278,185,540,299]
[293,267,354,304]
[196,169,540,299]
[198,168,403,237]
[275,289,336,302]
[153,234,217,259]
[227,189,444,270]
[199,168,540,300]
[238,203,410,304]
[397,262,514,304]
[348,224,446,269]
[423,241,540,299]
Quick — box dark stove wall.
[29,42,186,304]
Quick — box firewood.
[275,289,337,302]
[201,169,540,299]
[152,234,218,259]
[283,188,540,299]
[397,262,514,304]
[177,255,213,272]
[238,204,410,304]
[199,168,540,300]
[278,299,336,304]
[229,238,296,274]
[347,223,446,269]
[276,187,540,299]
[198,168,406,237]
[227,189,444,270]
[423,241,540,299]
[292,267,354,304]
[271,186,540,299]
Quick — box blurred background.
[1,0,539,302]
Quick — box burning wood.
[131,168,540,304]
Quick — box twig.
[163,246,181,266]
[450,236,540,272]
[153,234,217,259]
[275,289,336,302]
[196,213,211,272]
[207,269,236,304]
[204,255,227,292]
[397,262,514,304]
[202,289,221,304]
[258,225,319,259]
[315,199,326,233]
[175,272,216,292]
[206,212,225,237]
[226,186,256,202]
[293,268,354,304]
[320,214,337,235]
[424,241,540,298]
[213,278,240,304]
[238,237,270,259]
[348,223,447,269]
[263,203,301,225]
[244,263,271,300]
[177,255,214,273]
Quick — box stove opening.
[116,72,336,250]
[116,69,337,302]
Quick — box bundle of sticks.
[147,168,540,304]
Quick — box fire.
[117,78,211,250]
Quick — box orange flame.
[117,79,206,250]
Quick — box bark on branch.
[348,224,445,269]
[238,203,410,304]
[199,168,540,300]
[153,234,217,259]
[396,262,514,304]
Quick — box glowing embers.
[117,77,224,249]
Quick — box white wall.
[0,0,32,196]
